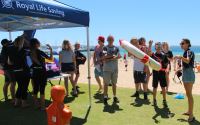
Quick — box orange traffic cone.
[46,85,72,125]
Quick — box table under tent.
[0,0,91,107]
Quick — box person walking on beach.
[150,42,169,106]
[102,35,121,105]
[74,42,86,92]
[59,40,77,96]
[30,38,53,110]
[129,38,148,100]
[174,39,195,122]
[7,36,31,108]
[162,42,173,92]
[93,36,105,92]
[123,53,128,71]
[1,39,16,103]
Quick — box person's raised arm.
[147,40,153,56]
[46,44,53,60]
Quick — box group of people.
[93,36,195,122]
[1,36,52,110]
[0,36,86,110]
[0,34,196,122]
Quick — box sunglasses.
[180,42,185,46]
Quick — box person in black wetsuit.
[30,38,53,110]
[162,42,173,92]
[1,39,16,102]
[74,42,86,92]
[174,39,195,122]
[151,42,169,106]
[6,36,31,108]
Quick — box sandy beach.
[78,59,200,95]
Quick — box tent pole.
[86,27,92,107]
[9,31,12,41]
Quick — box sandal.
[188,117,195,122]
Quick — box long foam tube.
[119,40,161,71]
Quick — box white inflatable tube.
[119,40,161,71]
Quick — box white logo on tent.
[1,0,13,8]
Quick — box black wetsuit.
[31,49,49,95]
[152,52,169,88]
[7,45,30,100]
[74,49,86,74]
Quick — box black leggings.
[15,71,30,100]
[32,68,47,95]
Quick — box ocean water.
[118,46,200,62]
[50,46,200,62]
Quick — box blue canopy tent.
[0,0,91,106]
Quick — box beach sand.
[78,59,200,95]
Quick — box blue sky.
[1,0,200,46]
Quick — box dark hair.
[14,36,24,49]
[30,38,40,49]
[1,39,10,46]
[138,37,146,45]
[155,42,162,49]
[182,39,191,48]
[30,38,41,65]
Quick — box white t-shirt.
[132,56,144,72]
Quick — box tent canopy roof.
[0,0,89,32]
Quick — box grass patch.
[0,76,200,125]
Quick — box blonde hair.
[130,37,138,45]
[162,42,169,51]
[62,40,73,51]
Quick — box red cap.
[98,36,105,42]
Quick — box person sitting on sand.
[150,42,169,106]
[129,38,148,100]
[93,36,105,92]
[102,35,121,105]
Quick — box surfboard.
[119,40,161,71]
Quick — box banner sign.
[0,0,89,26]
